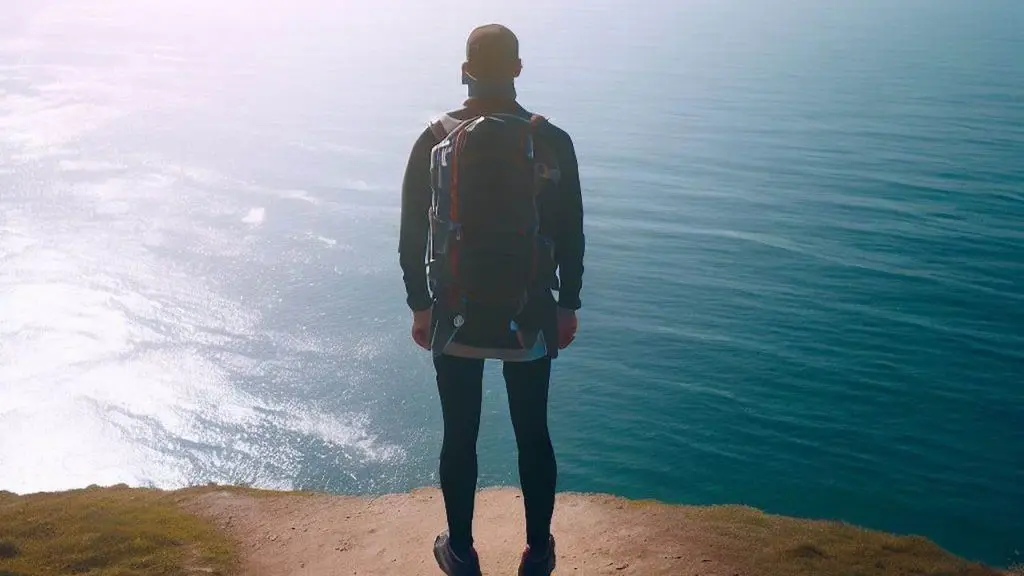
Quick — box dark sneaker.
[518,535,556,576]
[433,531,482,576]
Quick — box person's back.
[398,24,585,576]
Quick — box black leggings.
[434,353,557,555]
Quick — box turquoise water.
[1,0,1022,567]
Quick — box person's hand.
[411,309,432,350]
[557,307,578,349]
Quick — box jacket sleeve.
[553,128,585,310]
[398,127,437,312]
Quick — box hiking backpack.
[426,112,561,346]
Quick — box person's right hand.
[411,309,432,350]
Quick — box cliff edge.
[0,484,1011,575]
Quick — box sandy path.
[187,487,738,576]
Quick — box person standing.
[398,23,585,576]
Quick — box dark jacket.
[398,97,585,353]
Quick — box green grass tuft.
[0,485,238,576]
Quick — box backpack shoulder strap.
[428,113,469,143]
[526,114,561,184]
[428,119,447,143]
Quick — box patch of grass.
[689,505,1003,576]
[0,484,238,576]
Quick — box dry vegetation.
[0,484,237,576]
[680,502,1006,576]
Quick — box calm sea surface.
[1,0,1021,566]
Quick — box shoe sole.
[434,542,480,576]
[519,541,556,576]
[433,541,453,575]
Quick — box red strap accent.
[447,124,471,285]
[450,126,466,222]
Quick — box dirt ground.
[185,487,741,576]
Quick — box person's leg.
[503,356,557,555]
[435,353,486,556]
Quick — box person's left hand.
[557,308,578,349]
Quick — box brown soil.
[180,486,1005,576]
[184,487,737,575]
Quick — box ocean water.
[1,0,1022,567]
